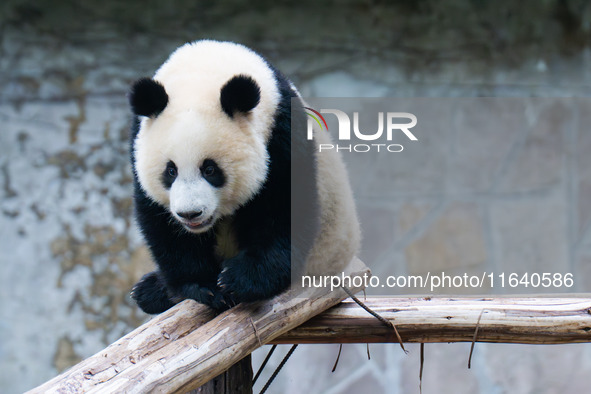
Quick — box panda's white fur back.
[307,121,360,276]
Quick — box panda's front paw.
[217,245,292,304]
[217,266,248,303]
[217,255,289,304]
[131,271,175,314]
[198,286,236,312]
[177,283,235,312]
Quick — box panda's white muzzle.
[169,177,219,233]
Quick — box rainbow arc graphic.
[304,107,328,131]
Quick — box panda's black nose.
[177,210,203,220]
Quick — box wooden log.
[27,299,215,393]
[28,258,370,394]
[273,297,591,345]
[29,285,591,393]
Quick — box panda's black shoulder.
[232,64,320,270]
[269,66,297,142]
[231,68,294,237]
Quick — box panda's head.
[129,40,280,233]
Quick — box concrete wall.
[2,0,591,393]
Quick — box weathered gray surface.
[3,0,591,393]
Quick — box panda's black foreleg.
[131,270,175,314]
[217,238,291,304]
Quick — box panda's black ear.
[129,78,169,118]
[220,75,261,118]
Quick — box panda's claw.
[198,287,214,298]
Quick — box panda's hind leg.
[131,270,175,314]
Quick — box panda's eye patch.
[201,159,225,188]
[161,161,177,189]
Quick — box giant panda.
[128,40,360,314]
